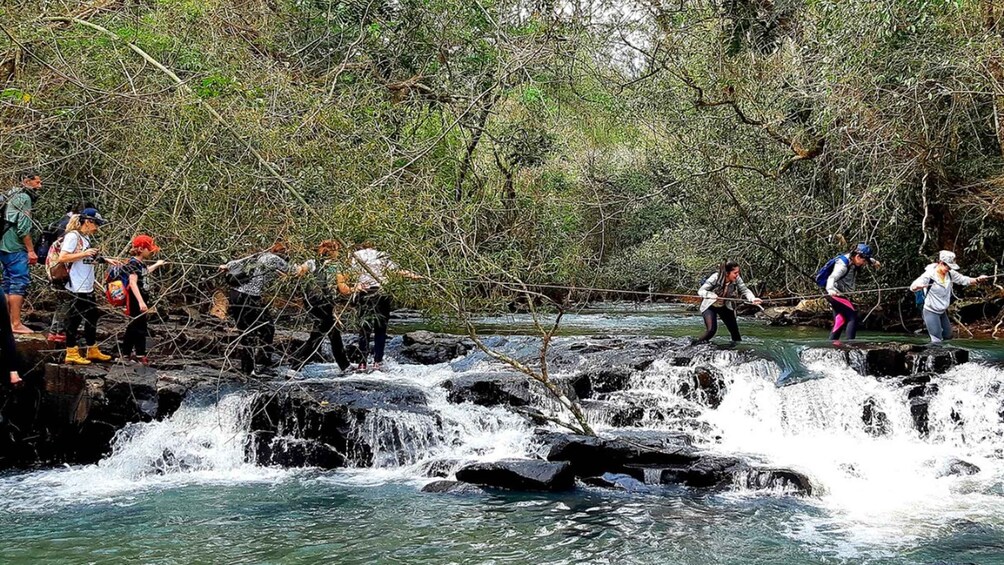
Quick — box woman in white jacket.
[695,261,762,343]
[910,250,988,343]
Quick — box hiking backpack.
[0,187,23,241]
[105,263,131,308]
[45,233,72,286]
[814,255,850,288]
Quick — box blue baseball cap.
[855,243,873,259]
[80,207,106,226]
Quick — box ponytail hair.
[65,214,82,233]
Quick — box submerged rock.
[937,458,981,477]
[581,472,649,492]
[455,459,575,492]
[679,365,726,408]
[625,458,813,495]
[861,397,890,437]
[421,480,487,495]
[400,331,474,365]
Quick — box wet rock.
[625,457,813,495]
[442,372,535,407]
[843,343,969,378]
[581,472,648,491]
[907,380,939,437]
[253,432,344,468]
[421,480,487,495]
[455,459,575,492]
[249,379,434,468]
[400,331,474,365]
[583,367,634,395]
[679,365,726,408]
[418,458,460,478]
[740,467,814,495]
[580,399,646,427]
[537,430,697,477]
[862,397,890,437]
[937,458,981,477]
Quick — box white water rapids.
[3,340,1004,558]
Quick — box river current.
[3,304,1004,564]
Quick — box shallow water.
[4,306,1004,564]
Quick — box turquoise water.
[4,477,1002,564]
[4,305,1004,564]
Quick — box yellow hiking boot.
[64,347,92,365]
[86,346,113,362]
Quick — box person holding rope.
[695,261,763,344]
[819,243,881,342]
[119,235,166,365]
[910,250,989,343]
[219,242,310,375]
[58,208,117,365]
[292,239,353,373]
[349,244,421,371]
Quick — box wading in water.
[817,243,881,342]
[58,208,116,365]
[695,261,762,344]
[293,240,353,373]
[220,243,310,375]
[910,250,989,343]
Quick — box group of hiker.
[1,169,996,388]
[219,240,418,375]
[695,243,991,345]
[1,171,415,384]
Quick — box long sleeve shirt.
[910,266,975,314]
[698,273,756,312]
[826,255,879,295]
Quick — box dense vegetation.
[3,0,1004,321]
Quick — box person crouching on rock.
[293,239,353,373]
[120,235,166,365]
[695,261,762,344]
[824,243,881,342]
[58,208,116,365]
[219,242,311,375]
[910,250,989,344]
[0,286,22,385]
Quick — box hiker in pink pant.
[822,243,881,341]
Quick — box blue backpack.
[814,255,850,288]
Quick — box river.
[2,304,1003,564]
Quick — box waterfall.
[0,393,288,511]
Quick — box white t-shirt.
[62,231,95,293]
[352,248,398,289]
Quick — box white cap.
[938,250,960,270]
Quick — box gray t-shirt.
[62,231,95,293]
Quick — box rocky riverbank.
[1,319,981,497]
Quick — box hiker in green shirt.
[1,172,43,334]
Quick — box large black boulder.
[537,430,697,477]
[842,344,969,378]
[442,372,535,407]
[400,331,474,365]
[249,379,434,468]
[625,457,813,495]
[455,459,575,491]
